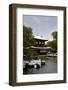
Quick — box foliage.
[47,31,57,53]
[23,25,38,60]
[23,26,34,47]
[24,49,38,60]
[52,31,57,40]
[47,40,57,53]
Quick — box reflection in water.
[23,57,57,75]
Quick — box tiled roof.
[34,35,48,41]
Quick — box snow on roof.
[34,35,48,41]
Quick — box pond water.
[23,57,57,75]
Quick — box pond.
[23,57,57,75]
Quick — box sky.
[23,15,57,41]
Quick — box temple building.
[30,36,51,55]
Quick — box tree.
[24,49,38,60]
[52,31,57,40]
[47,40,57,52]
[47,31,57,53]
[23,25,38,60]
[23,25,33,47]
